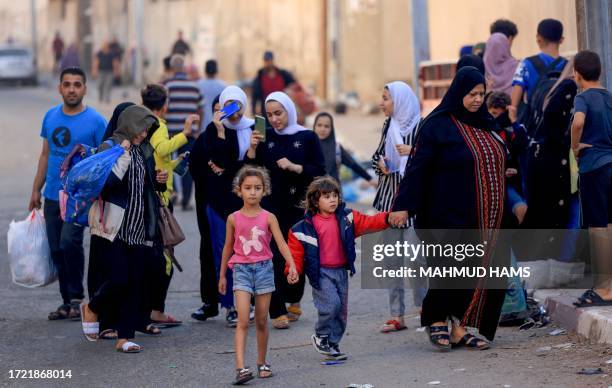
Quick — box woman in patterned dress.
[390,67,509,350]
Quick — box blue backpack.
[60,140,123,226]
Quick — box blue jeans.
[232,260,275,295]
[312,268,348,346]
[206,206,234,309]
[385,228,427,316]
[43,199,85,305]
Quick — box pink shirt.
[229,210,273,269]
[313,213,347,268]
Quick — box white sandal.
[79,303,99,342]
[117,341,142,353]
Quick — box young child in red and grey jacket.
[285,176,390,359]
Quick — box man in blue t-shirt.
[28,67,107,320]
[508,18,567,123]
[571,51,612,308]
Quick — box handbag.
[157,193,185,247]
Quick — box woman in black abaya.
[390,67,509,349]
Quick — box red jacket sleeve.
[353,210,389,237]
[285,230,304,275]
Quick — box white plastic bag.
[7,209,57,287]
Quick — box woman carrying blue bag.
[80,104,168,353]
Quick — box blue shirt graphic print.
[40,105,107,201]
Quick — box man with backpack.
[508,19,578,262]
[508,18,567,127]
[29,67,107,321]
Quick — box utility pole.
[575,0,612,90]
[326,0,341,102]
[30,0,37,68]
[133,0,144,87]
[77,0,93,73]
[411,0,430,95]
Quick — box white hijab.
[384,81,421,177]
[265,91,309,136]
[219,85,254,160]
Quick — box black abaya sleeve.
[302,132,326,178]
[189,127,210,185]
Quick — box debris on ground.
[548,328,566,336]
[577,367,604,375]
[552,343,573,349]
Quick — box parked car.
[0,45,37,85]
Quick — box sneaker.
[249,306,255,324]
[329,344,347,360]
[226,308,238,328]
[191,304,219,321]
[311,334,333,356]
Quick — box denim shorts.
[232,260,275,295]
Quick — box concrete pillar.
[411,0,430,94]
[576,0,612,90]
[133,0,144,87]
[30,0,37,68]
[77,0,93,73]
[326,0,341,102]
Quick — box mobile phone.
[254,115,266,142]
[174,156,189,177]
[220,101,240,120]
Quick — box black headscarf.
[211,94,220,116]
[103,102,135,141]
[423,66,495,130]
[457,54,485,75]
[313,112,337,177]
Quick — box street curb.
[534,289,612,344]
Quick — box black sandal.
[139,324,161,335]
[99,329,118,340]
[232,367,254,385]
[451,333,490,350]
[257,364,273,378]
[426,324,451,351]
[574,289,612,307]
[48,304,71,320]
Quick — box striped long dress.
[371,119,417,215]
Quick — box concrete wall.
[427,0,578,60]
[339,0,413,101]
[0,0,579,104]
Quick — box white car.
[0,46,37,84]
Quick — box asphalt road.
[0,84,610,388]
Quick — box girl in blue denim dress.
[219,165,298,385]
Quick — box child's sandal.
[257,364,273,378]
[380,319,407,333]
[232,367,254,385]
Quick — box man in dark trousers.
[29,67,107,320]
[251,51,295,115]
